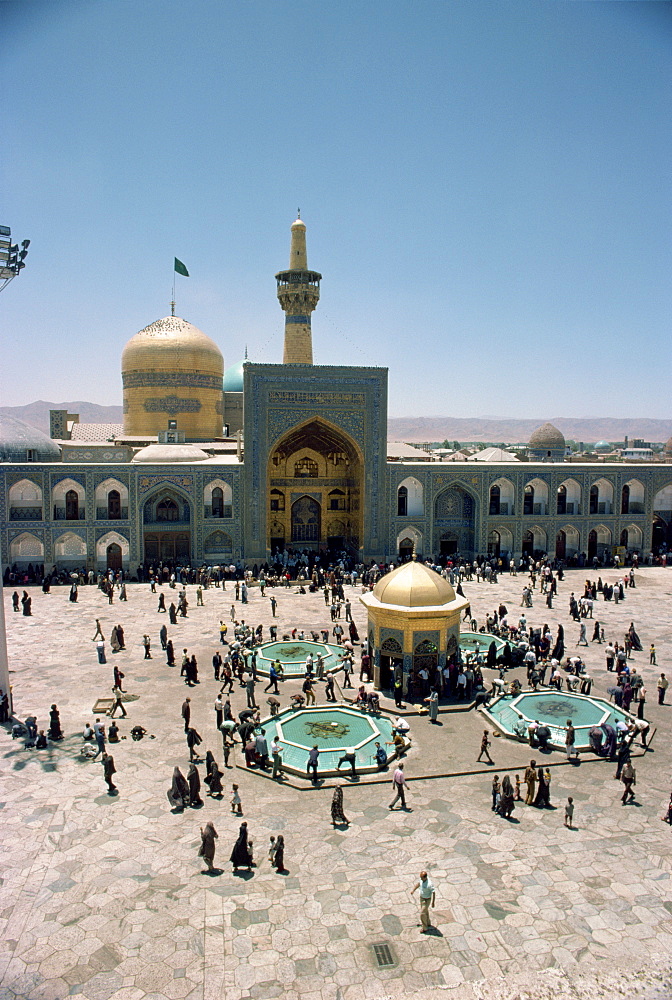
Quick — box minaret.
[276,215,321,364]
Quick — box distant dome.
[132,443,210,464]
[0,415,61,462]
[122,315,224,440]
[529,423,565,449]
[372,560,456,609]
[223,359,247,393]
[594,440,611,452]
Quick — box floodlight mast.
[0,225,30,293]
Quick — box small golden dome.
[372,561,456,608]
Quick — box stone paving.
[1,566,672,1000]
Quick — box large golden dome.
[121,316,224,440]
[372,560,456,608]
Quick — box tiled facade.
[1,217,671,571]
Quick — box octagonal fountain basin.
[268,706,398,778]
[482,690,636,751]
[254,639,345,678]
[459,631,513,657]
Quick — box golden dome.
[372,561,456,608]
[122,315,223,376]
[121,316,224,439]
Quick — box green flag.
[174,257,189,277]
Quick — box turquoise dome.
[594,440,611,451]
[223,359,246,393]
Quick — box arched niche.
[523,478,549,515]
[9,479,43,521]
[52,478,85,520]
[489,477,514,515]
[556,478,581,515]
[10,531,44,563]
[204,479,232,518]
[397,476,424,517]
[94,478,128,519]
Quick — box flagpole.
[171,263,176,317]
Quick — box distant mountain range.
[1,401,670,445]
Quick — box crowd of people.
[5,544,669,893]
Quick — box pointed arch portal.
[267,418,363,553]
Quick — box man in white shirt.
[411,871,436,932]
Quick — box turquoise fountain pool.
[482,690,635,750]
[267,706,398,777]
[254,639,345,678]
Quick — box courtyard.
[1,565,672,1000]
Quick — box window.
[65,489,79,520]
[556,485,567,515]
[329,489,346,511]
[523,485,534,516]
[621,484,630,515]
[108,489,121,519]
[157,498,179,521]
[397,486,408,516]
[270,489,285,512]
[589,485,599,515]
[489,485,500,516]
[211,487,224,517]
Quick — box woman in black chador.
[167,767,190,811]
[204,751,223,797]
[551,624,564,661]
[230,821,252,871]
[533,767,551,808]
[273,835,285,873]
[187,762,203,807]
[48,704,63,740]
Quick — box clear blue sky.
[2,0,671,418]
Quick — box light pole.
[0,224,30,293]
[0,223,31,717]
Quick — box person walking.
[389,762,409,810]
[230,822,251,872]
[657,673,668,705]
[621,762,636,804]
[187,763,202,807]
[101,752,117,794]
[331,785,349,826]
[264,663,280,694]
[477,730,494,764]
[109,684,127,718]
[565,797,574,828]
[273,834,285,873]
[243,673,255,709]
[214,694,224,730]
[269,596,277,618]
[303,675,316,706]
[92,619,104,641]
[198,822,218,872]
[411,871,436,933]
[186,727,203,762]
[182,697,191,733]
